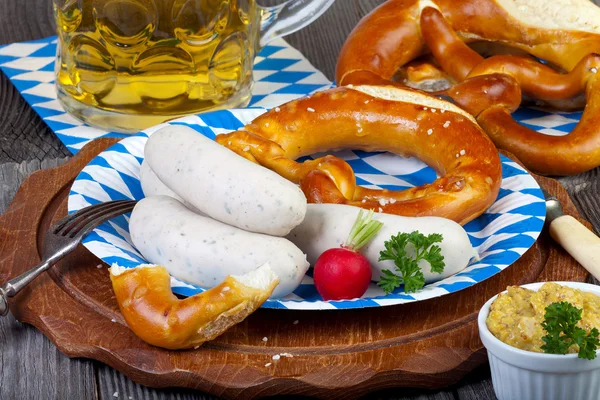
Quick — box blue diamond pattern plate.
[67,108,546,310]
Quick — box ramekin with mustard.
[478,282,600,400]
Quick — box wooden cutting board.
[0,138,589,400]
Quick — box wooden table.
[1,1,600,399]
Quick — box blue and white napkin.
[0,36,332,153]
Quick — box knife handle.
[549,215,600,281]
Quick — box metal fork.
[0,200,137,316]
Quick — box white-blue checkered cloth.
[0,36,332,153]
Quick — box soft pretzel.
[421,6,600,175]
[338,0,600,85]
[216,85,502,225]
[109,263,278,350]
[337,0,600,175]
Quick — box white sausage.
[129,196,309,298]
[144,125,307,236]
[139,160,202,214]
[287,204,477,283]
[140,160,184,202]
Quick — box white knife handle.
[549,215,600,281]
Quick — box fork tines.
[55,200,137,238]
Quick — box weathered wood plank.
[455,367,496,400]
[96,364,219,400]
[0,314,97,400]
[0,158,69,213]
[0,0,55,45]
[365,387,455,400]
[0,73,71,164]
[559,170,600,234]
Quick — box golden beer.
[54,0,259,132]
[53,0,334,132]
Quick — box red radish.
[313,210,383,301]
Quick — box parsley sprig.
[377,231,445,294]
[541,301,600,360]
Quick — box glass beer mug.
[53,0,334,132]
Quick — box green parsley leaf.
[377,231,445,294]
[378,269,403,295]
[579,328,600,360]
[541,301,600,360]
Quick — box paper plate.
[67,108,546,310]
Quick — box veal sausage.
[129,196,309,298]
[140,160,184,202]
[139,160,202,214]
[144,125,307,236]
[287,204,476,283]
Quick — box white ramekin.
[478,281,600,400]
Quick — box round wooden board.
[0,138,589,399]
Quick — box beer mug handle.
[258,0,335,48]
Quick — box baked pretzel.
[337,0,600,175]
[216,85,502,225]
[110,263,278,350]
